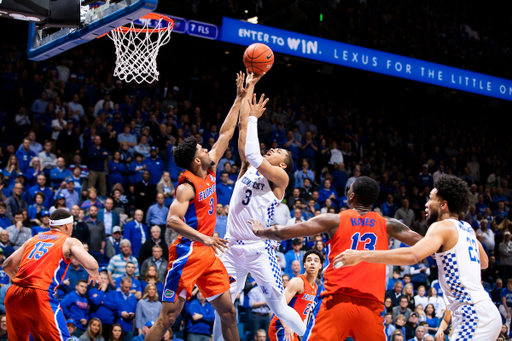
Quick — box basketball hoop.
[108,13,174,84]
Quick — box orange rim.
[112,13,174,34]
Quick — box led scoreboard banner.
[220,17,512,102]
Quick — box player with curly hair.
[337,175,501,340]
[146,72,249,341]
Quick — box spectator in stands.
[318,179,339,207]
[381,194,398,218]
[388,315,407,339]
[31,210,51,235]
[115,276,137,341]
[89,135,109,196]
[107,239,140,286]
[50,157,72,189]
[345,166,361,193]
[135,285,161,335]
[215,203,228,239]
[500,231,512,283]
[6,210,31,249]
[404,312,420,340]
[5,183,27,220]
[108,151,127,192]
[143,146,165,185]
[98,198,120,237]
[105,226,122,260]
[115,262,142,300]
[128,154,145,185]
[476,219,494,253]
[123,209,148,258]
[140,245,168,283]
[108,324,124,341]
[387,281,404,307]
[39,140,58,179]
[0,204,10,230]
[3,155,21,187]
[86,205,106,263]
[423,304,439,336]
[217,172,234,206]
[89,271,118,340]
[27,192,46,219]
[70,205,91,245]
[118,124,137,150]
[61,279,90,337]
[392,296,412,322]
[0,231,14,258]
[156,172,174,207]
[138,225,168,266]
[16,138,37,173]
[134,135,151,159]
[140,264,163,299]
[146,193,167,231]
[55,178,79,210]
[133,171,156,214]
[395,199,415,228]
[133,320,154,341]
[78,318,104,341]
[294,159,314,189]
[81,188,104,210]
[187,291,215,341]
[288,260,302,279]
[284,238,305,275]
[28,174,53,207]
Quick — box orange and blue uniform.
[303,210,388,341]
[5,230,72,341]
[269,274,317,341]
[163,169,229,302]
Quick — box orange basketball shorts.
[5,284,72,341]
[303,293,386,341]
[162,239,229,302]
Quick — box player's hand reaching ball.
[247,93,270,119]
[333,249,362,268]
[236,71,248,98]
[248,218,265,236]
[203,235,229,253]
[246,69,266,85]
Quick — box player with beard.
[250,176,422,340]
[337,175,501,340]
[145,72,248,341]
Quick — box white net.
[108,16,173,84]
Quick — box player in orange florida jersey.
[269,250,323,341]
[250,176,423,341]
[3,208,99,341]
[145,71,254,341]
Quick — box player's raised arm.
[335,220,451,267]
[238,72,265,178]
[250,213,339,241]
[245,94,288,187]
[67,238,100,284]
[209,71,247,167]
[386,217,423,246]
[168,183,229,252]
[2,241,28,279]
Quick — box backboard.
[27,0,157,61]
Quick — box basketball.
[243,43,274,74]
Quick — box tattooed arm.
[386,218,423,246]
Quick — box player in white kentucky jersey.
[337,175,501,340]
[212,80,305,340]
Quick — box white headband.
[49,216,74,226]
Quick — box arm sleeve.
[245,117,263,168]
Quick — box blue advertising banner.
[221,17,512,101]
